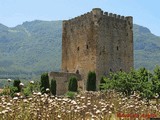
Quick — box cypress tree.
[50,79,56,95]
[13,79,21,92]
[87,71,96,91]
[40,73,50,94]
[68,76,78,92]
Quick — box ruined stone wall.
[62,12,97,89]
[95,9,133,84]
[49,72,81,95]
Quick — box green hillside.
[134,24,160,70]
[0,20,160,79]
[0,20,62,79]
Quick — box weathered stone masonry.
[49,8,133,94]
[62,8,133,89]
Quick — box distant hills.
[0,20,160,79]
[0,20,62,79]
[134,24,160,70]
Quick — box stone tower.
[62,8,133,89]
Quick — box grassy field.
[0,91,159,120]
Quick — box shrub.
[23,88,31,97]
[40,73,50,94]
[100,67,160,99]
[86,71,96,91]
[99,76,106,90]
[30,81,40,92]
[13,79,21,92]
[23,82,35,97]
[50,79,56,95]
[65,91,76,99]
[10,86,18,97]
[68,76,78,92]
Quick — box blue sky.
[0,0,159,36]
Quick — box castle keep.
[49,8,133,94]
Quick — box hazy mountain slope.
[0,20,62,78]
[0,20,159,78]
[134,24,160,70]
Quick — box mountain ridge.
[0,20,159,78]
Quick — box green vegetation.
[87,71,96,91]
[100,66,160,99]
[40,73,50,94]
[0,21,160,80]
[134,24,160,70]
[99,76,105,90]
[0,71,160,119]
[13,79,21,92]
[0,79,40,97]
[68,76,78,92]
[0,20,62,79]
[0,66,159,119]
[65,91,76,99]
[50,79,56,95]
[23,81,36,97]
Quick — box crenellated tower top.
[63,8,133,25]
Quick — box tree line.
[1,66,160,100]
